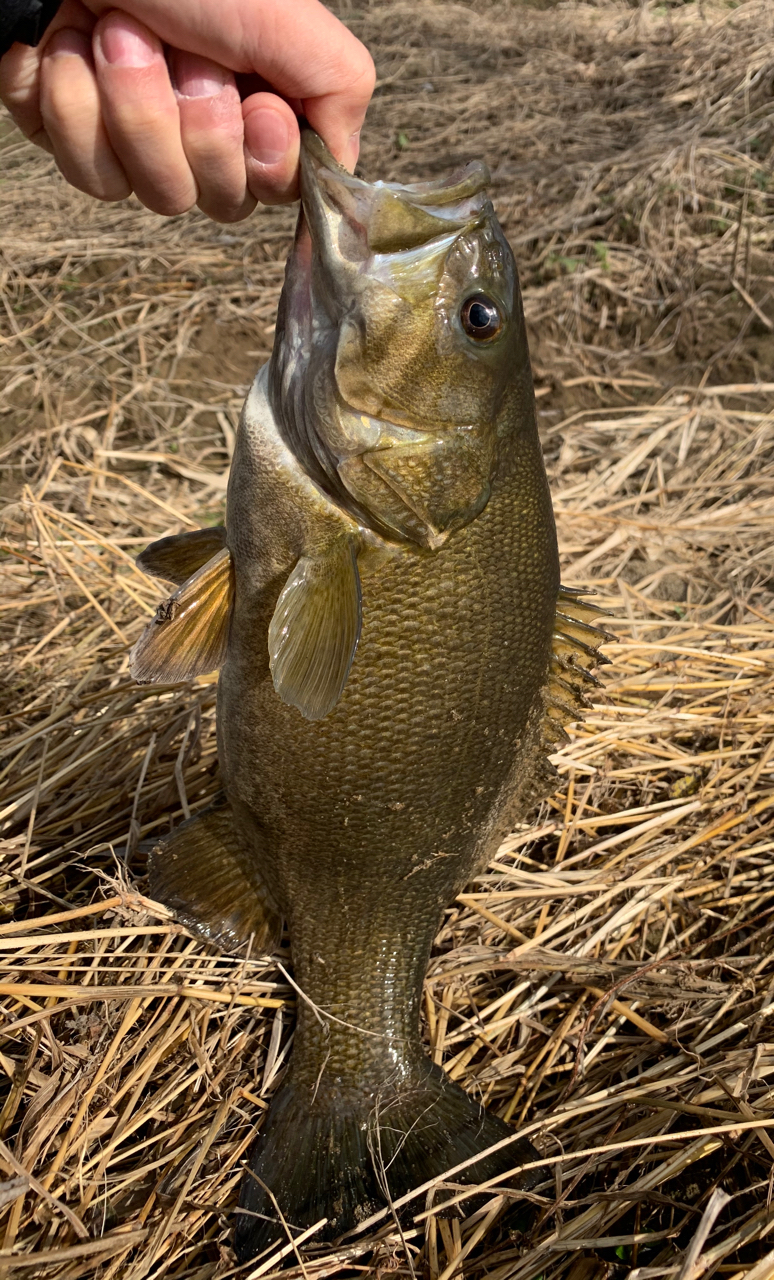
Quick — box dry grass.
[1,0,774,1277]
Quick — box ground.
[0,1,773,1278]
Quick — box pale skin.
[0,0,375,221]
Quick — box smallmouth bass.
[131,129,609,1260]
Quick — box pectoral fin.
[137,526,227,585]
[268,539,361,721]
[131,546,234,684]
[149,798,281,953]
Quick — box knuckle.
[2,104,34,138]
[31,127,55,153]
[346,43,376,104]
[197,109,245,152]
[356,47,377,98]
[59,168,129,203]
[146,191,196,217]
[206,195,254,224]
[0,48,40,120]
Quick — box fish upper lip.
[300,124,491,206]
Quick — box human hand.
[0,0,375,221]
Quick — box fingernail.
[47,29,89,58]
[99,22,156,68]
[347,130,361,170]
[244,108,290,167]
[172,56,230,99]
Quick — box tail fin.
[235,1060,539,1261]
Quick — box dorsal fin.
[541,587,613,748]
[131,546,234,684]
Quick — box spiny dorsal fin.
[269,538,361,721]
[131,546,234,684]
[541,586,613,748]
[137,526,227,585]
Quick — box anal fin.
[149,799,281,953]
[131,546,234,684]
[268,537,361,721]
[137,526,227,585]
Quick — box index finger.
[239,0,375,169]
[263,2,375,170]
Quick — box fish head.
[270,129,530,550]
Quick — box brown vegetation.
[1,1,773,1277]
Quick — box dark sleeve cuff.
[0,0,64,59]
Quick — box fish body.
[132,132,608,1259]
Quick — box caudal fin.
[235,1060,539,1261]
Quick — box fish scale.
[130,128,610,1259]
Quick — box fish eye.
[460,293,503,342]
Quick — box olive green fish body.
[222,357,557,1020]
[130,133,609,1259]
[219,351,556,1248]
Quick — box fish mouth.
[299,126,491,255]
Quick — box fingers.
[2,0,377,215]
[81,0,375,176]
[92,12,197,216]
[0,0,95,150]
[92,15,258,221]
[298,42,375,172]
[169,49,255,222]
[243,94,300,206]
[40,28,130,202]
[0,41,51,147]
[234,0,377,174]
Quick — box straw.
[1,0,773,1275]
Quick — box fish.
[131,128,609,1260]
